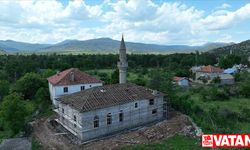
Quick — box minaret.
[117,34,128,84]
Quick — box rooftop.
[59,83,164,112]
[219,74,234,80]
[197,65,223,73]
[47,68,103,86]
[173,77,187,81]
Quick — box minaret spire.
[117,34,128,84]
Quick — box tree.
[0,93,29,134]
[160,72,175,99]
[42,69,56,78]
[0,80,10,101]
[148,71,162,90]
[219,55,241,68]
[14,73,46,99]
[239,81,250,97]
[110,69,119,84]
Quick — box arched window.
[107,113,112,125]
[94,116,99,128]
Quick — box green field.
[122,135,202,150]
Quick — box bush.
[0,93,29,135]
[201,86,229,101]
[239,81,250,97]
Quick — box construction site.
[32,110,202,150]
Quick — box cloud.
[216,3,231,10]
[197,3,250,31]
[0,0,249,45]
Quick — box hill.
[38,38,231,54]
[0,38,231,54]
[210,40,250,55]
[0,40,51,52]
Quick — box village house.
[194,65,235,85]
[195,65,224,81]
[47,68,103,107]
[173,77,189,87]
[49,35,166,142]
[218,74,235,85]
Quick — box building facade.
[195,65,224,81]
[57,83,165,142]
[47,68,103,107]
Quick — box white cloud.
[216,3,231,10]
[0,0,249,45]
[197,3,250,31]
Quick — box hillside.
[0,38,231,54]
[210,39,250,55]
[0,40,51,52]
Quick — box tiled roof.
[47,68,103,86]
[197,65,223,73]
[59,83,164,112]
[173,77,187,81]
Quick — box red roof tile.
[173,77,186,81]
[197,65,223,73]
[47,68,103,86]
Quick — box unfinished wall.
[79,96,164,142]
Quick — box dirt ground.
[32,111,198,150]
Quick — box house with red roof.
[195,65,224,81]
[47,68,103,107]
[173,77,189,87]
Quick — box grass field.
[122,135,202,150]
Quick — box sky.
[0,0,250,45]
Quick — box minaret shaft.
[118,35,128,84]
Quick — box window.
[62,108,64,114]
[135,103,138,108]
[119,111,123,122]
[152,109,157,114]
[81,86,85,91]
[149,99,154,105]
[73,115,76,122]
[74,124,77,128]
[63,87,68,93]
[94,116,99,128]
[107,113,112,125]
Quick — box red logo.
[202,134,250,148]
[202,134,213,147]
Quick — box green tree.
[0,93,28,134]
[110,69,119,84]
[42,69,56,78]
[239,81,250,97]
[14,73,46,99]
[219,55,241,68]
[148,71,162,90]
[0,80,10,101]
[160,72,175,99]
